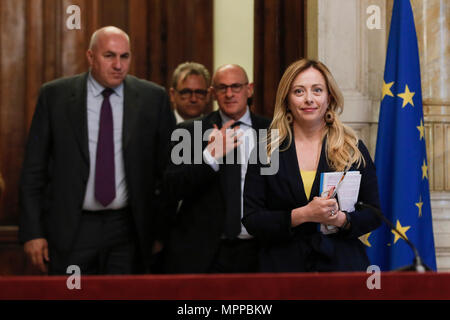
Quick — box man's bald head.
[86,26,131,88]
[212,64,249,86]
[211,64,253,120]
[88,26,130,51]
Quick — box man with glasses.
[162,64,270,273]
[169,62,211,124]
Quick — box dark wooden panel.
[0,245,29,275]
[282,0,306,68]
[86,0,101,36]
[164,0,213,89]
[0,227,37,275]
[100,0,128,31]
[128,0,148,78]
[164,0,213,113]
[0,172,4,200]
[25,0,44,130]
[254,0,279,117]
[253,0,306,118]
[147,0,166,85]
[0,0,27,225]
[61,0,92,76]
[43,0,59,81]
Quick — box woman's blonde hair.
[267,59,364,171]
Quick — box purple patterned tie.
[95,88,116,206]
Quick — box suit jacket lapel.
[283,139,308,204]
[283,136,328,204]
[206,110,222,129]
[250,112,265,131]
[310,137,329,198]
[122,76,139,152]
[67,72,89,166]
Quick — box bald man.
[162,65,271,273]
[19,26,175,275]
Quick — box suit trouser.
[208,238,259,273]
[49,207,138,275]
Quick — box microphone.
[355,201,431,273]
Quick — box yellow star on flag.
[416,196,423,217]
[398,84,415,108]
[392,220,411,244]
[359,233,372,247]
[421,159,428,180]
[416,119,425,140]
[382,80,394,100]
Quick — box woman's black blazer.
[243,137,382,272]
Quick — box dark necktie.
[95,88,116,206]
[224,121,243,239]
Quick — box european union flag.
[367,0,437,271]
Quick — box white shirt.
[82,73,128,210]
[203,107,255,239]
[173,109,185,124]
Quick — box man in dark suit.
[19,26,175,275]
[163,64,271,273]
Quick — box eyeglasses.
[214,82,248,94]
[176,88,208,99]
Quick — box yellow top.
[300,170,316,200]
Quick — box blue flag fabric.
[367,0,437,271]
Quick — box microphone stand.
[356,202,432,273]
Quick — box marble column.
[307,0,387,155]
[411,0,450,192]
[411,0,450,272]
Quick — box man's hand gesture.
[206,120,243,160]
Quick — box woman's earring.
[286,111,293,125]
[325,109,334,125]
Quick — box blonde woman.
[243,59,381,272]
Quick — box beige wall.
[212,0,254,110]
[213,0,254,81]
